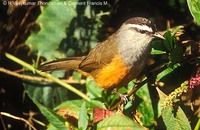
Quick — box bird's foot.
[112,89,129,104]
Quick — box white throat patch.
[127,24,153,33]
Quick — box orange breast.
[94,55,132,89]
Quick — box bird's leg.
[112,88,129,104]
[110,80,147,110]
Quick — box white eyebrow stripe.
[127,24,153,33]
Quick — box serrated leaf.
[26,0,77,60]
[33,99,67,130]
[55,100,106,124]
[162,106,191,130]
[78,102,88,130]
[54,100,83,110]
[97,113,145,130]
[187,0,200,25]
[55,100,82,120]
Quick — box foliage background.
[0,0,199,129]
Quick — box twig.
[0,114,6,130]
[9,5,37,48]
[0,67,86,84]
[0,67,51,82]
[23,111,46,128]
[0,112,37,130]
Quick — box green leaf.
[86,77,104,99]
[187,0,200,25]
[33,99,67,130]
[151,48,166,55]
[23,70,68,109]
[24,81,69,108]
[151,40,167,55]
[54,100,83,110]
[156,87,167,106]
[47,123,59,130]
[86,100,106,109]
[171,26,184,36]
[54,100,105,122]
[78,102,88,130]
[156,64,180,81]
[194,118,200,130]
[162,25,183,54]
[164,30,174,52]
[162,106,192,130]
[72,71,82,83]
[97,113,145,130]
[26,0,77,60]
[136,84,158,127]
[54,100,83,120]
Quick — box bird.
[39,17,165,90]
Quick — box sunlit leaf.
[97,113,145,130]
[26,0,77,60]
[164,30,173,52]
[55,100,82,120]
[78,102,88,130]
[73,71,82,83]
[86,100,106,109]
[162,106,192,130]
[54,100,106,120]
[151,48,166,55]
[33,100,67,130]
[171,26,184,36]
[86,77,104,99]
[187,0,200,25]
[136,84,158,127]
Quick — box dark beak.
[153,32,165,40]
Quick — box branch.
[0,67,86,84]
[0,112,36,130]
[0,67,51,82]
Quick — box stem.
[5,53,90,101]
[0,112,36,130]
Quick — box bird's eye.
[139,30,146,34]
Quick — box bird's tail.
[39,57,85,71]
